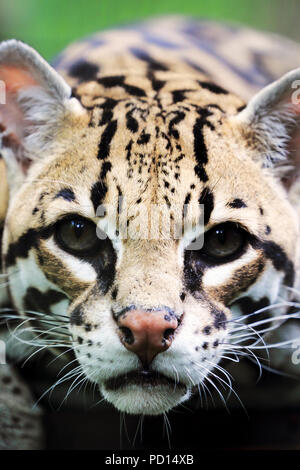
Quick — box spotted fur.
[0,17,300,417]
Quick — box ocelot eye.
[55,216,103,256]
[191,222,247,264]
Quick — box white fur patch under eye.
[44,238,97,283]
[7,251,64,314]
[229,263,284,320]
[202,247,259,288]
[15,251,54,292]
[51,298,69,316]
[241,262,283,304]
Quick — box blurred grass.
[0,0,300,60]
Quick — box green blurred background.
[0,0,300,60]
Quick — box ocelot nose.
[117,309,179,367]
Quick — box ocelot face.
[0,37,299,415]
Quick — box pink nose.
[117,309,178,366]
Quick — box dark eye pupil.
[188,222,246,264]
[72,220,85,238]
[204,223,244,260]
[55,217,100,255]
[215,228,226,245]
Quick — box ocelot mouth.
[105,369,186,391]
[101,369,191,415]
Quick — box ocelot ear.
[234,68,300,189]
[0,40,85,193]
